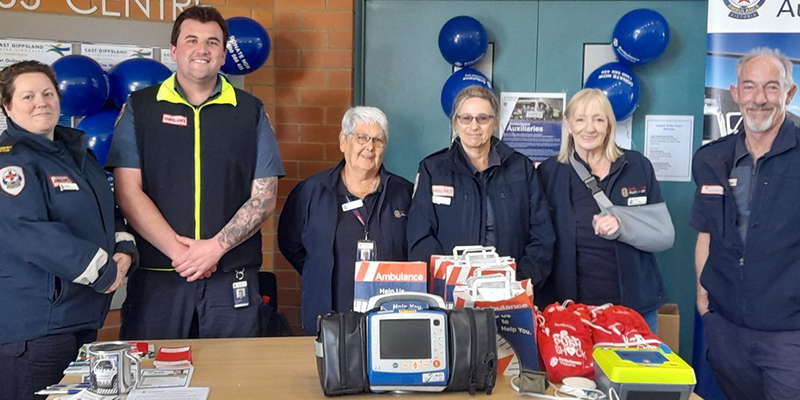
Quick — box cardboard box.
[657,303,680,352]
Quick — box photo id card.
[232,281,249,308]
[356,240,376,261]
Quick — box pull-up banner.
[703,0,800,143]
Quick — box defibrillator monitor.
[366,309,448,392]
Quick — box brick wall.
[5,0,354,335]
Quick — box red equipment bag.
[588,304,663,348]
[535,301,595,382]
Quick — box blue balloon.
[223,17,271,75]
[108,58,172,108]
[584,62,640,121]
[612,8,670,65]
[440,68,492,117]
[77,108,119,166]
[438,16,488,67]
[51,55,109,117]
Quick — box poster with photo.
[0,38,74,131]
[704,1,800,144]
[499,92,566,164]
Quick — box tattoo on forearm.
[218,176,278,250]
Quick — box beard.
[743,105,779,133]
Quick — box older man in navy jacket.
[692,48,800,400]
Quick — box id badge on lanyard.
[232,268,249,308]
[344,196,377,261]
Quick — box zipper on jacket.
[466,308,477,395]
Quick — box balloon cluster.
[51,55,171,164]
[437,16,492,117]
[584,9,670,121]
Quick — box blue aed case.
[365,293,449,392]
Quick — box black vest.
[130,79,262,271]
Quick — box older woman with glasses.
[278,106,413,335]
[407,86,554,287]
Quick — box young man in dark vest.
[107,5,284,339]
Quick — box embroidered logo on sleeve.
[162,113,188,127]
[701,185,724,195]
[1,166,25,197]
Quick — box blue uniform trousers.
[0,330,96,400]
[704,311,800,400]
[120,268,260,340]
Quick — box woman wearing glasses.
[278,106,413,335]
[407,86,554,287]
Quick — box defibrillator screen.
[380,319,431,359]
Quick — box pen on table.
[47,383,90,389]
[34,389,84,395]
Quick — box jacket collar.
[5,119,87,165]
[319,158,391,192]
[156,73,237,108]
[444,137,516,174]
[705,117,797,187]
[758,117,797,161]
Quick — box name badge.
[58,183,80,191]
[432,185,454,197]
[627,196,647,206]
[432,195,451,205]
[162,113,188,127]
[701,185,724,195]
[342,199,364,212]
[728,178,738,187]
[49,175,80,192]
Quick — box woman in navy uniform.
[406,86,554,287]
[536,88,671,331]
[0,61,136,400]
[278,107,412,335]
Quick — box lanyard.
[345,195,370,240]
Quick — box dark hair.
[170,5,229,47]
[0,60,60,117]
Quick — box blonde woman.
[536,88,671,332]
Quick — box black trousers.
[0,330,96,400]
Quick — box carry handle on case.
[366,292,446,310]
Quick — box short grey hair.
[736,47,794,88]
[340,106,389,141]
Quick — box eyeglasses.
[456,114,496,125]
[351,133,386,148]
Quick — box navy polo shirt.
[332,176,382,312]
[570,155,620,305]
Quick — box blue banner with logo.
[704,0,800,143]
